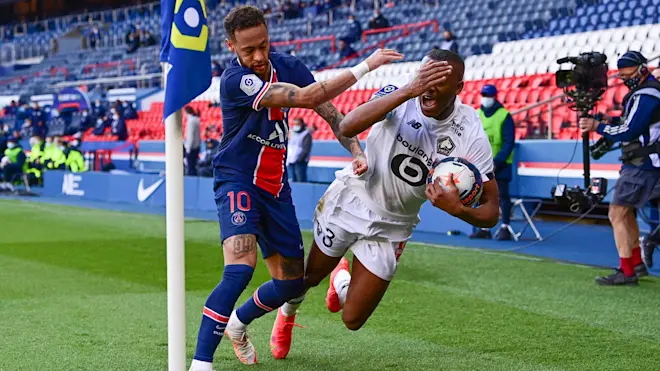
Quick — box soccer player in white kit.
[269,49,501,358]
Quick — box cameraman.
[579,51,660,286]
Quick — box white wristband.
[350,61,370,81]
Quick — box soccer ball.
[428,157,483,207]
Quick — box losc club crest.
[436,135,456,156]
[231,211,247,226]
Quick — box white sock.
[281,294,305,317]
[227,310,247,331]
[333,269,351,307]
[190,359,214,371]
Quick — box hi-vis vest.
[4,146,28,172]
[478,107,514,164]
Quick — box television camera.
[551,52,610,213]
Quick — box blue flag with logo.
[160,0,212,119]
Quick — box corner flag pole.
[160,0,212,367]
[162,62,187,371]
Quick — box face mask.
[113,115,120,121]
[82,111,88,117]
[97,118,103,125]
[72,141,80,147]
[29,138,37,147]
[294,125,303,132]
[623,76,642,89]
[7,142,16,149]
[481,97,495,108]
[57,146,65,151]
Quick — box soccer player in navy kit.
[189,6,403,370]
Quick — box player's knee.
[609,205,631,223]
[273,276,305,302]
[221,264,255,290]
[341,311,366,331]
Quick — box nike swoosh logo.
[137,178,165,202]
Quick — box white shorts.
[313,180,415,281]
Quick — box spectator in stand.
[141,30,157,47]
[286,118,313,182]
[80,109,92,129]
[125,29,140,54]
[321,0,333,13]
[197,138,220,178]
[470,84,515,241]
[344,14,362,44]
[30,102,43,126]
[338,39,357,59]
[93,99,106,118]
[47,109,66,137]
[20,117,34,138]
[110,111,128,141]
[184,106,201,176]
[439,30,459,54]
[212,60,224,77]
[3,101,17,115]
[93,116,109,136]
[89,27,101,49]
[282,1,300,19]
[122,101,138,120]
[368,9,390,30]
[34,120,48,139]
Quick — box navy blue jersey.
[213,52,316,196]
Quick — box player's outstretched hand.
[405,61,453,98]
[425,174,463,216]
[364,49,404,71]
[352,153,368,176]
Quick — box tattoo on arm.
[227,234,257,260]
[319,82,329,100]
[279,257,304,279]
[259,83,299,108]
[314,102,363,156]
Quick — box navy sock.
[235,277,304,325]
[193,264,254,362]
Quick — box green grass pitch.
[1,198,660,371]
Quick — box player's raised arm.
[257,49,403,110]
[315,102,362,147]
[339,61,453,137]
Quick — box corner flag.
[161,0,212,118]
[160,0,212,369]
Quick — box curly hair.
[224,5,267,39]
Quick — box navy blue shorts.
[215,181,304,259]
[611,167,660,209]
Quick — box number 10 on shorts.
[228,191,251,212]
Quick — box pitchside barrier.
[40,139,649,237]
[43,171,477,235]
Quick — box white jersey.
[335,76,495,222]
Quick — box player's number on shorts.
[390,154,429,187]
[227,191,251,213]
[316,222,336,248]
